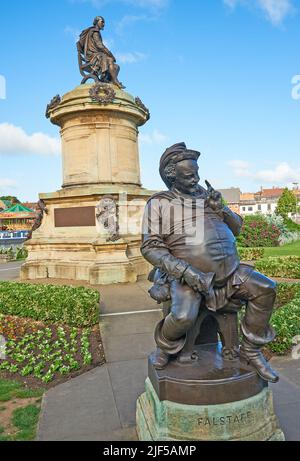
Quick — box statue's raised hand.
[205,180,223,212]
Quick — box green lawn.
[264,240,300,257]
[0,379,44,441]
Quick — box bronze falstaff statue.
[141,142,279,383]
[77,16,124,88]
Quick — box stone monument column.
[21,84,154,285]
[21,15,157,285]
[52,85,146,189]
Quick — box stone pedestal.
[136,345,285,441]
[21,84,154,285]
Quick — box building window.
[242,207,246,211]
[248,207,253,211]
[267,204,271,211]
[258,205,261,211]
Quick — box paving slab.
[270,356,300,389]
[95,427,138,441]
[101,332,156,363]
[136,279,153,295]
[108,359,148,428]
[270,358,300,441]
[0,261,22,281]
[99,282,157,314]
[37,366,122,441]
[100,311,162,337]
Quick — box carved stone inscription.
[198,411,252,427]
[54,207,96,227]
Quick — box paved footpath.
[0,261,23,281]
[37,279,162,441]
[36,279,300,441]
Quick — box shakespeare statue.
[141,142,279,383]
[77,16,125,88]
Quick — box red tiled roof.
[257,188,285,198]
[22,202,38,211]
[256,188,300,199]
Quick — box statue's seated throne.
[163,298,241,365]
[147,277,268,407]
[77,42,99,84]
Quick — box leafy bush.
[15,248,28,260]
[268,283,300,355]
[0,247,28,260]
[279,231,300,246]
[0,247,14,259]
[275,282,300,307]
[284,218,300,233]
[238,247,265,261]
[0,282,100,327]
[265,214,287,236]
[255,256,300,279]
[237,214,280,248]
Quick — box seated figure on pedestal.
[141,142,279,383]
[77,16,124,88]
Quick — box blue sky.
[0,0,300,201]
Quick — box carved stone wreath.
[89,83,116,105]
[135,97,150,121]
[45,95,61,119]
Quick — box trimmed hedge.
[268,282,300,355]
[238,247,265,261]
[255,256,300,279]
[0,282,100,327]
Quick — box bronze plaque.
[54,207,95,227]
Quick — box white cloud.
[71,0,168,10]
[115,14,148,34]
[139,129,168,145]
[255,162,300,183]
[223,0,294,25]
[65,26,81,43]
[0,178,17,188]
[0,75,6,100]
[116,51,146,63]
[228,160,252,178]
[124,0,168,7]
[258,0,294,25]
[229,160,251,169]
[230,159,300,184]
[224,0,240,7]
[0,123,61,156]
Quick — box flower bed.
[255,256,300,279]
[238,247,265,261]
[237,214,280,247]
[0,315,104,386]
[0,282,100,327]
[268,283,300,355]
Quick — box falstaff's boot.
[151,348,170,370]
[152,319,186,370]
[240,338,279,383]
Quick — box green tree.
[0,196,20,204]
[275,188,297,220]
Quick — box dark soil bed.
[0,316,105,389]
